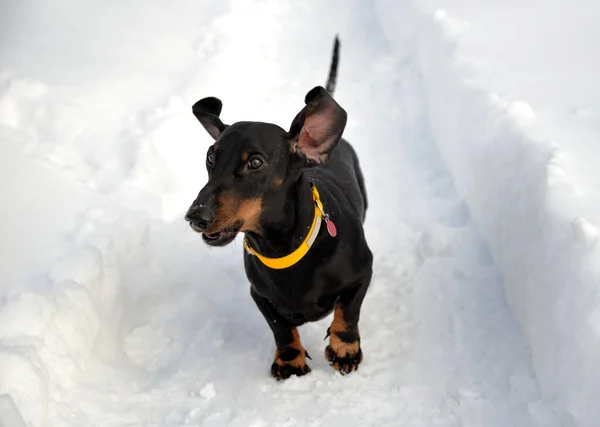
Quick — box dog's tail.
[325,35,340,96]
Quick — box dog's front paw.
[325,342,362,375]
[324,327,363,375]
[271,347,311,380]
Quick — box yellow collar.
[243,185,328,270]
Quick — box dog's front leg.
[325,275,371,375]
[250,288,311,380]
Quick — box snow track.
[1,1,593,426]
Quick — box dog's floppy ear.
[288,86,347,165]
[192,97,227,140]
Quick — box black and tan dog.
[185,38,372,380]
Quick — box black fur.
[334,330,361,344]
[325,36,340,95]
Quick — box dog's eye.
[247,157,263,170]
[206,151,216,166]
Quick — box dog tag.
[325,217,337,237]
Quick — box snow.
[0,0,597,426]
[386,1,600,425]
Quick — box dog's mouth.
[201,221,243,247]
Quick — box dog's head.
[185,86,347,246]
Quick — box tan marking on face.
[241,152,249,162]
[327,303,360,358]
[273,328,308,369]
[273,177,284,187]
[214,143,220,152]
[208,192,237,233]
[208,192,263,234]
[238,198,262,232]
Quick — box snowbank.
[375,1,600,425]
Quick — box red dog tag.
[326,218,337,237]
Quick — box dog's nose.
[185,204,214,232]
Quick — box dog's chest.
[268,291,337,324]
[249,269,341,323]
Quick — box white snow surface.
[0,1,597,426]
